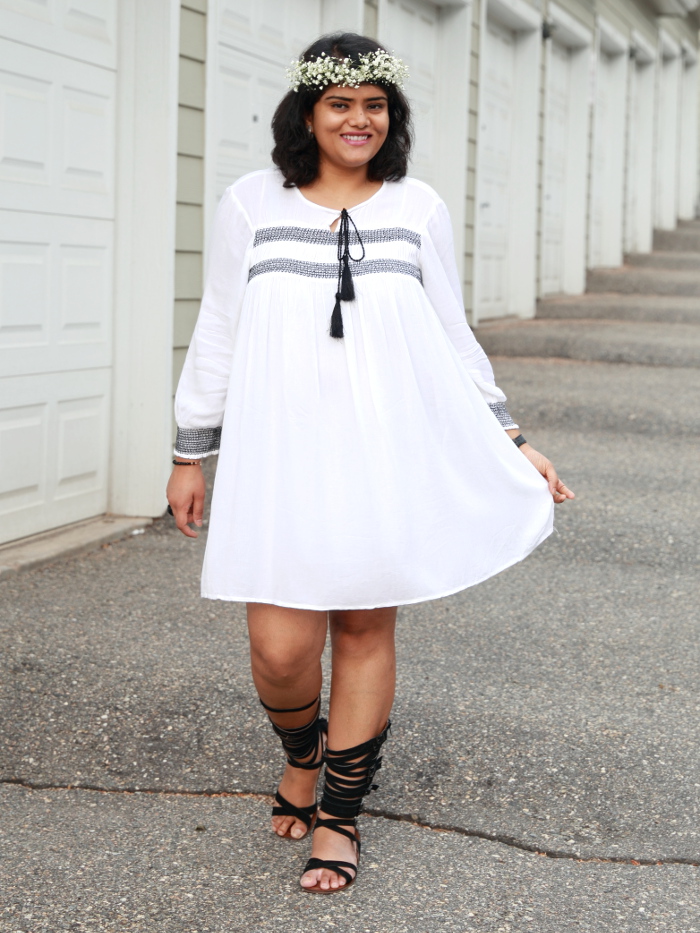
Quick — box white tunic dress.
[174,168,553,610]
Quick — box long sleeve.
[419,199,518,430]
[174,189,254,458]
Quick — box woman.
[167,32,574,894]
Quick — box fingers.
[544,464,575,504]
[192,489,205,528]
[166,468,206,537]
[173,504,199,537]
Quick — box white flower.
[287,50,409,92]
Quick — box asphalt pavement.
[1,356,698,932]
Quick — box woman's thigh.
[329,607,397,651]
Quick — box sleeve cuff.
[174,426,222,459]
[488,402,518,431]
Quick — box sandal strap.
[320,721,391,820]
[260,696,319,714]
[314,815,360,851]
[272,791,317,829]
[303,858,356,885]
[260,694,326,770]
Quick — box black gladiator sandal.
[301,720,391,893]
[260,695,327,839]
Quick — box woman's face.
[307,84,390,174]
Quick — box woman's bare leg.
[300,606,397,891]
[247,603,328,838]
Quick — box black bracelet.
[512,434,527,448]
[172,458,201,465]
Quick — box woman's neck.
[299,163,382,211]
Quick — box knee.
[250,641,307,688]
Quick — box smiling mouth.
[341,134,371,143]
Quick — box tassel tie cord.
[330,208,366,339]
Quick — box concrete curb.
[0,514,154,579]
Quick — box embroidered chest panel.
[248,225,423,284]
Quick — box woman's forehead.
[319,84,388,101]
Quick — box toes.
[300,868,347,891]
[300,869,323,889]
[271,816,294,837]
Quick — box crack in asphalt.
[3,778,698,868]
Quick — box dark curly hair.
[271,33,413,188]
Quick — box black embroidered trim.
[488,402,517,429]
[174,426,222,458]
[253,225,421,249]
[248,258,422,283]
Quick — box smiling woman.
[271,35,412,190]
[166,31,572,898]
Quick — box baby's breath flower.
[287,50,409,92]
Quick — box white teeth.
[343,135,369,140]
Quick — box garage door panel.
[0,0,116,67]
[218,0,322,60]
[0,368,110,540]
[214,49,289,197]
[379,0,439,186]
[0,209,112,376]
[0,402,48,510]
[0,37,115,218]
[0,241,50,349]
[55,393,105,499]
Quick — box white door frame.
[540,3,592,296]
[110,0,181,517]
[625,30,656,254]
[654,29,682,230]
[588,17,628,268]
[473,0,541,324]
[678,40,698,221]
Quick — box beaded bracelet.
[172,459,201,465]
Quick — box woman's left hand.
[519,443,575,504]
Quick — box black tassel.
[330,293,344,338]
[340,258,355,301]
[330,208,364,339]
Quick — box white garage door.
[209,0,323,213]
[477,18,516,318]
[541,41,570,296]
[377,0,439,187]
[0,5,116,545]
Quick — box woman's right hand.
[166,463,206,538]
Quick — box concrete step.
[625,251,700,271]
[536,293,700,324]
[653,227,700,252]
[476,319,700,367]
[586,266,700,296]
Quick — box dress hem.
[200,520,553,612]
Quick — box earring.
[307,125,314,136]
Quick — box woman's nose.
[349,109,370,127]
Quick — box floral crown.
[287,50,409,92]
